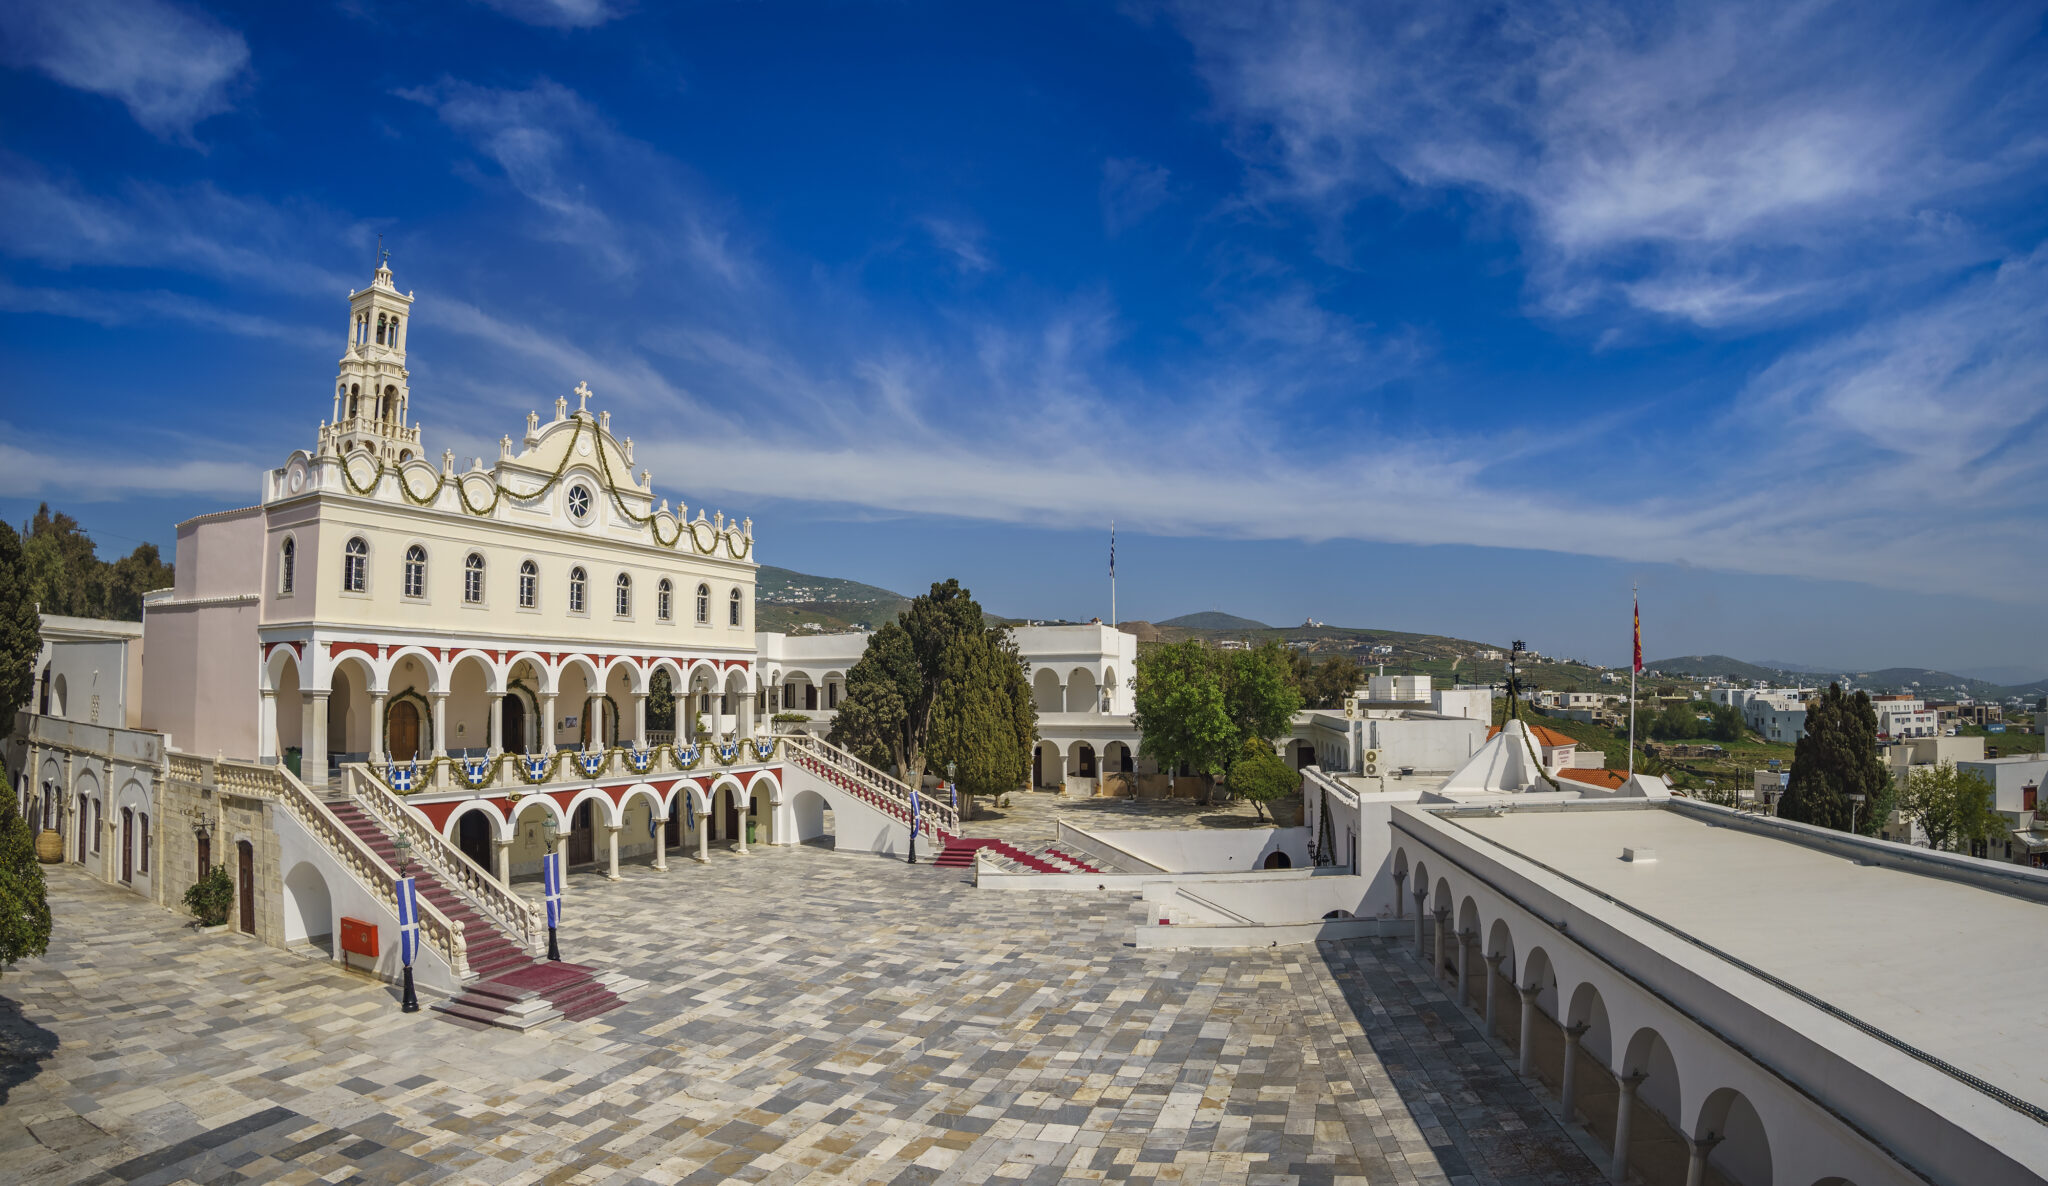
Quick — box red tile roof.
[1486,724,1579,749]
[1557,768,1629,789]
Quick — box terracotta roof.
[1557,768,1628,789]
[1486,724,1579,749]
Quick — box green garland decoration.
[331,415,756,560]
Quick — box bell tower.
[322,244,421,463]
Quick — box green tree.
[646,668,676,732]
[1228,738,1299,822]
[830,580,1034,797]
[1779,684,1893,834]
[1652,702,1697,740]
[0,792,52,977]
[1224,643,1305,746]
[100,541,173,621]
[1896,761,2006,853]
[17,505,174,621]
[1709,702,1745,743]
[0,523,42,724]
[1131,640,1235,781]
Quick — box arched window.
[729,587,742,626]
[615,572,632,616]
[403,545,427,598]
[347,384,359,418]
[464,553,485,604]
[376,313,387,344]
[518,560,538,608]
[569,567,587,613]
[279,537,295,595]
[389,316,400,347]
[695,583,710,623]
[657,578,672,621]
[343,537,368,592]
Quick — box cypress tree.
[1779,684,1892,833]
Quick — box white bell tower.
[322,243,421,463]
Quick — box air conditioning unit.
[1363,749,1381,765]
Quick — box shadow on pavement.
[0,994,60,1107]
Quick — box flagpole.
[1628,582,1638,785]
[1110,520,1117,628]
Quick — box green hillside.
[1158,611,1271,631]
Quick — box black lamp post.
[541,819,562,961]
[393,834,419,1013]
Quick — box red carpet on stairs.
[933,837,1066,873]
[325,801,623,1027]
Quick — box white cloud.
[1167,0,2046,325]
[475,0,618,29]
[0,422,254,501]
[1101,158,1172,235]
[0,280,326,346]
[0,0,248,139]
[920,217,995,276]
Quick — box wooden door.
[569,802,594,864]
[1032,748,1042,787]
[388,701,420,761]
[723,792,739,840]
[237,841,256,934]
[502,696,527,754]
[664,809,680,847]
[121,808,133,882]
[458,812,493,871]
[197,835,211,877]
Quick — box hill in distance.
[754,565,911,635]
[1649,655,2038,700]
[1158,611,1271,631]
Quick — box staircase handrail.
[346,765,543,955]
[251,758,470,978]
[781,733,958,840]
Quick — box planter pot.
[35,829,64,864]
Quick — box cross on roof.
[575,380,593,412]
[377,232,388,268]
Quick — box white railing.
[346,766,542,955]
[183,753,471,978]
[780,734,958,841]
[379,736,782,793]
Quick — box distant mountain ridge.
[1649,655,2041,700]
[1158,611,1271,631]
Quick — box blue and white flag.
[910,788,921,835]
[949,782,957,811]
[389,762,415,792]
[395,875,420,966]
[683,792,695,831]
[542,851,563,929]
[648,811,658,838]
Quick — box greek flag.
[389,763,415,792]
[910,788,921,835]
[648,811,658,839]
[949,782,958,811]
[396,875,420,966]
[543,851,563,929]
[683,792,695,831]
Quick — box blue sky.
[2,0,2045,675]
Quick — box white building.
[1290,677,1494,780]
[1872,695,1938,741]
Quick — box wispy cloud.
[0,421,255,501]
[475,0,619,30]
[920,217,995,276]
[0,0,248,140]
[0,279,325,345]
[1167,0,2048,326]
[401,77,748,284]
[1101,157,1172,235]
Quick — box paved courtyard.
[3,847,1602,1186]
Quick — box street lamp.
[540,818,562,961]
[1847,792,1867,835]
[392,832,412,874]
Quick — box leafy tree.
[18,504,173,621]
[1897,761,2007,853]
[1228,738,1299,822]
[1651,702,1698,740]
[1224,643,1304,749]
[1285,652,1362,708]
[1131,640,1235,781]
[1778,684,1892,834]
[1709,702,1745,743]
[0,792,52,977]
[0,523,41,724]
[830,580,1034,797]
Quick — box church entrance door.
[388,701,421,761]
[569,801,595,865]
[237,841,256,934]
[501,696,527,754]
[457,811,493,871]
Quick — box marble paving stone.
[5,839,1601,1185]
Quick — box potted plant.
[184,864,234,929]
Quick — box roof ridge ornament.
[575,380,592,413]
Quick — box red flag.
[1633,596,1643,673]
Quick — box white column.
[1432,908,1450,983]
[633,693,647,748]
[488,693,504,756]
[540,694,557,754]
[1683,1135,1722,1186]
[1456,929,1473,1006]
[258,690,278,762]
[369,692,388,764]
[495,838,514,888]
[1517,986,1539,1076]
[653,815,668,871]
[735,793,750,854]
[1484,953,1504,1034]
[430,692,449,759]
[305,692,329,786]
[696,804,709,863]
[1611,1072,1646,1184]
[588,695,605,748]
[604,824,621,881]
[1559,1022,1589,1123]
[1412,890,1428,956]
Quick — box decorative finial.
[715,511,725,531]
[575,380,592,413]
[743,516,752,538]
